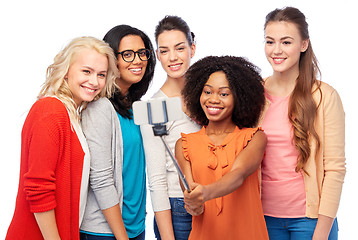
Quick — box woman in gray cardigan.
[80,25,156,240]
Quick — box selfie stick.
[146,101,191,193]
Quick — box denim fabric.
[154,197,192,240]
[80,230,145,240]
[264,216,338,240]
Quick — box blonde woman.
[5,36,118,240]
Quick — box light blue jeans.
[265,216,338,240]
[154,197,192,240]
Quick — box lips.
[206,106,223,115]
[272,57,286,64]
[168,63,182,71]
[81,85,97,94]
[129,67,142,75]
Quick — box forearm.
[203,169,245,201]
[154,210,175,240]
[102,204,129,240]
[312,214,334,240]
[34,210,61,240]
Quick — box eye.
[221,93,229,97]
[83,69,91,74]
[123,51,133,58]
[98,73,106,78]
[159,49,168,54]
[283,41,292,45]
[176,47,185,51]
[265,40,274,45]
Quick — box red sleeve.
[22,99,68,213]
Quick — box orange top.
[182,127,269,240]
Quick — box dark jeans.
[80,230,145,240]
[154,197,192,240]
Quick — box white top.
[72,117,90,225]
[141,90,201,212]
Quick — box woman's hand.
[183,183,206,216]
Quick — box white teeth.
[130,68,141,72]
[208,107,221,111]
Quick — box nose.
[209,93,220,103]
[132,53,142,64]
[273,43,283,55]
[169,50,178,61]
[88,73,99,86]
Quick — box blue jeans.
[154,197,192,240]
[265,216,338,240]
[80,230,145,240]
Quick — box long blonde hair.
[265,7,322,174]
[38,36,118,122]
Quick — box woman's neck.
[205,120,236,145]
[160,76,185,97]
[266,70,299,97]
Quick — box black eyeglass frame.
[117,49,152,63]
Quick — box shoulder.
[85,97,114,113]
[32,97,68,114]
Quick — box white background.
[0,0,356,239]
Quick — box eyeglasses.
[117,49,151,62]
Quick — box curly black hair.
[182,56,265,128]
[103,24,156,118]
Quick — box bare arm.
[34,210,61,240]
[102,205,129,240]
[154,210,175,240]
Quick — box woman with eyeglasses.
[140,16,200,240]
[79,25,156,240]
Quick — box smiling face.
[156,30,196,80]
[264,21,309,76]
[66,48,108,106]
[200,71,234,124]
[117,35,148,94]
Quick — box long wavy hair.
[265,7,322,173]
[38,36,118,122]
[103,25,156,118]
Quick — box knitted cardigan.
[6,97,84,240]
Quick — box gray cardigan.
[80,97,124,234]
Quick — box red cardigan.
[6,97,84,240]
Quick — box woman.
[176,56,269,239]
[260,7,345,239]
[141,15,200,240]
[5,36,118,240]
[79,25,155,240]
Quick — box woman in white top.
[141,15,200,240]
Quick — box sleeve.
[141,124,171,212]
[180,133,190,162]
[243,127,263,149]
[23,115,61,213]
[81,99,120,210]
[318,88,346,218]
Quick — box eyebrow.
[204,84,231,89]
[159,41,186,49]
[265,36,294,41]
[83,66,107,73]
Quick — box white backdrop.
[0,0,356,239]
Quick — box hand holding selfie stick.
[133,97,191,193]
